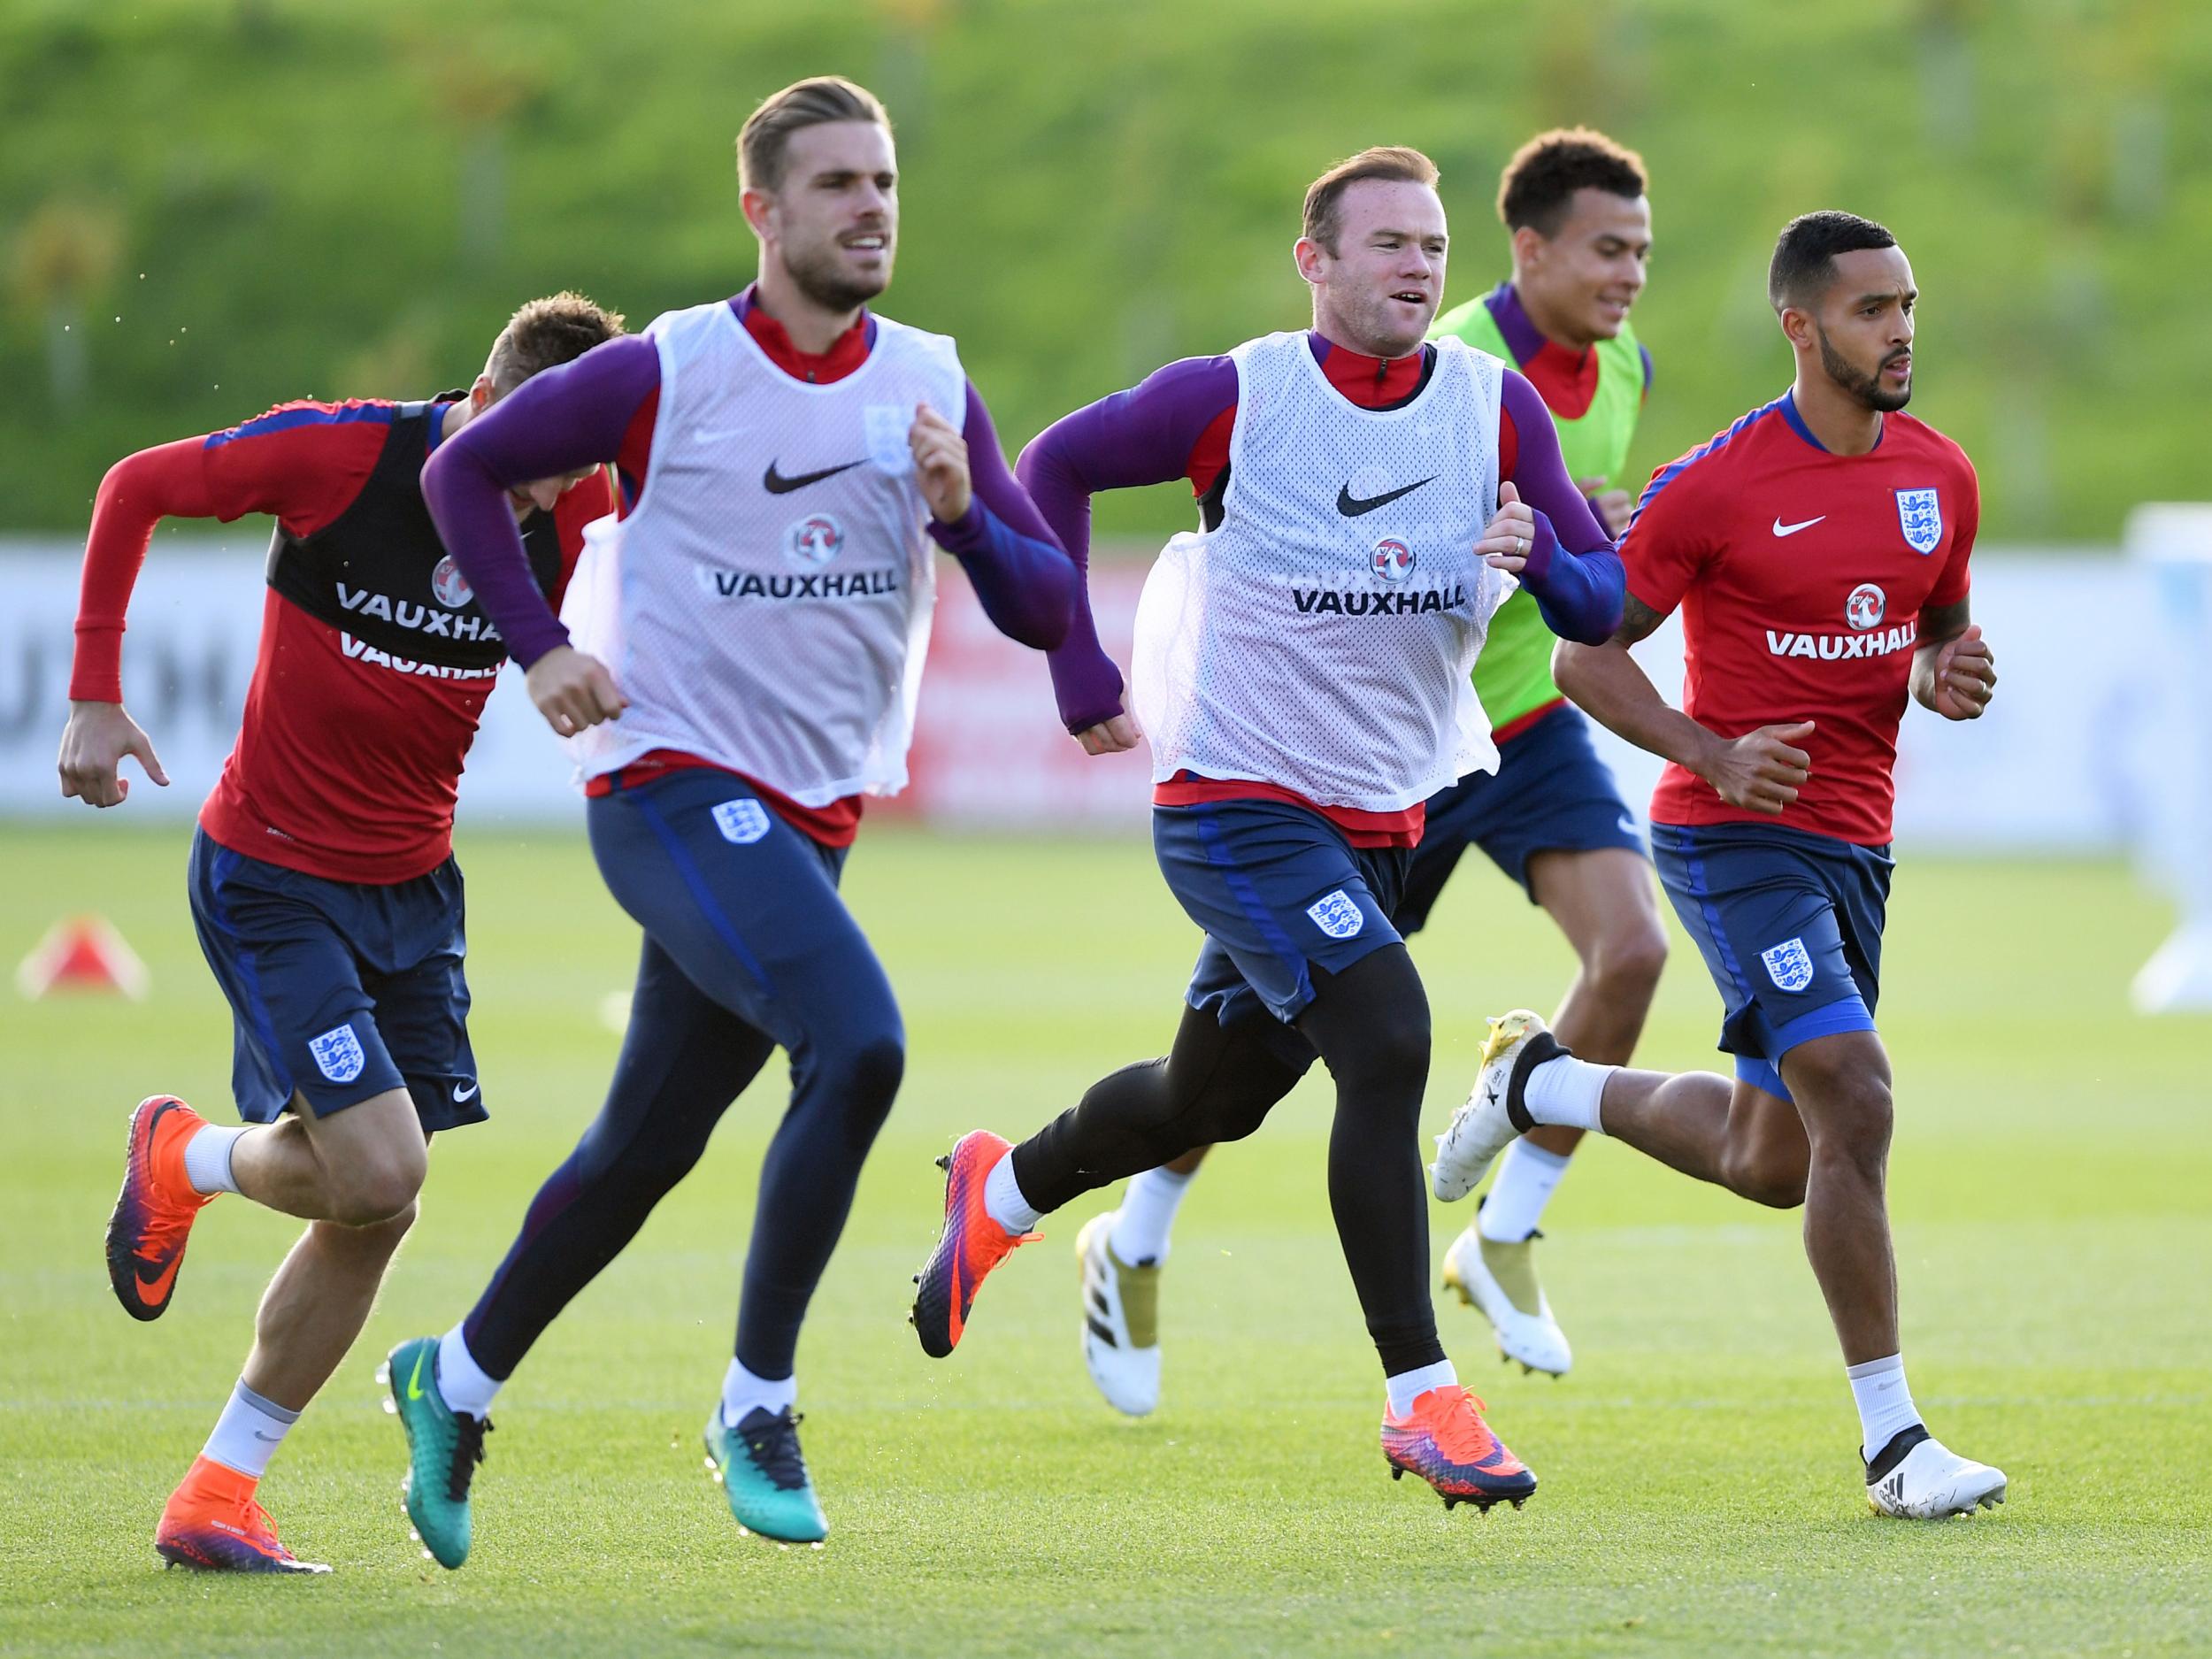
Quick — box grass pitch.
[2,820,2208,1657]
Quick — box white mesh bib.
[560,301,965,803]
[1131,330,1510,810]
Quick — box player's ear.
[1509,223,1545,273]
[1293,235,1327,288]
[470,373,495,413]
[739,186,776,243]
[1777,304,1816,354]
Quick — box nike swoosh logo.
[764,458,864,495]
[407,1348,428,1402]
[1772,515,1825,537]
[253,1429,284,1441]
[452,1080,479,1103]
[135,1252,182,1300]
[1337,476,1436,517]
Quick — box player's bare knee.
[1723,1141,1807,1209]
[1591,916,1669,1005]
[329,1141,428,1226]
[1801,1074,1893,1176]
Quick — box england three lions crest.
[1760,937,1816,995]
[1894,488,1942,555]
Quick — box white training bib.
[1131,330,1511,811]
[559,301,966,803]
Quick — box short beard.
[782,239,892,314]
[1816,322,1910,412]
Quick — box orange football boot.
[1381,1385,1538,1511]
[910,1131,1040,1357]
[154,1456,328,1573]
[106,1095,218,1322]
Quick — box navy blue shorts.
[1396,703,1645,931]
[187,829,482,1132]
[1647,820,1893,1101]
[1156,800,1412,1061]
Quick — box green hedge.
[4,0,2205,542]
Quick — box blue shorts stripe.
[204,847,295,1100]
[1771,996,1877,1055]
[1193,805,1313,1011]
[631,789,776,996]
[1681,842,1754,1005]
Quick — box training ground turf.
[3,822,2207,1657]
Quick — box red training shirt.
[71,400,611,883]
[1619,392,1978,845]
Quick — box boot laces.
[738,1408,810,1492]
[448,1413,493,1502]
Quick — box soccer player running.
[911,148,1625,1511]
[65,293,625,1572]
[380,77,1074,1559]
[1069,128,1664,1415]
[1431,211,2008,1518]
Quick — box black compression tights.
[1010,945,1442,1376]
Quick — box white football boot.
[1864,1426,2008,1518]
[1077,1212,1161,1417]
[1441,1218,1572,1377]
[1432,1010,1564,1202]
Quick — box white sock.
[1479,1140,1573,1242]
[721,1356,798,1427]
[1110,1164,1195,1265]
[1847,1354,1923,1461]
[201,1379,299,1480]
[436,1325,502,1419]
[1522,1055,1614,1133]
[182,1124,248,1196]
[1385,1359,1459,1418]
[983,1152,1041,1235]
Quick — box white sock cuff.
[436,1325,502,1420]
[721,1356,798,1427]
[983,1152,1041,1235]
[182,1123,248,1196]
[1110,1164,1197,1264]
[201,1378,296,1480]
[1479,1138,1574,1242]
[1846,1352,1921,1461]
[1522,1055,1614,1134]
[1384,1359,1459,1418]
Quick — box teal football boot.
[703,1404,828,1544]
[380,1336,491,1569]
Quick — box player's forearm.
[1554,639,1724,776]
[1016,414,1131,730]
[421,340,654,669]
[1514,518,1624,644]
[72,438,220,701]
[927,383,1075,649]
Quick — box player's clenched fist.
[1477,480,1539,573]
[58,699,169,809]
[1075,711,1143,757]
[1700,720,1815,816]
[526,644,627,738]
[1916,623,1996,720]
[910,403,972,525]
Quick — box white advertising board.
[0,540,2170,854]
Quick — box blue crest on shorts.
[1305,889,1365,941]
[308,1022,366,1084]
[712,799,772,845]
[1894,488,1942,555]
[1760,937,1816,995]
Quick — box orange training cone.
[16,915,150,1001]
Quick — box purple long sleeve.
[420,334,660,669]
[1017,356,1240,731]
[1498,373,1625,644]
[926,382,1075,649]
